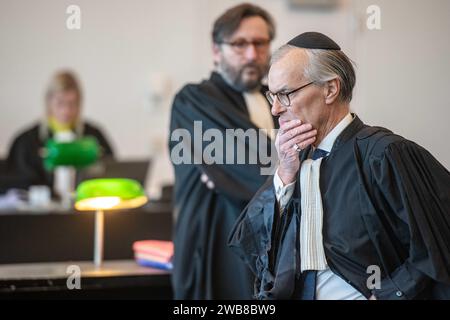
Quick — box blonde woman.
[6,70,114,190]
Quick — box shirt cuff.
[273,169,296,211]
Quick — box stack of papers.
[133,240,173,270]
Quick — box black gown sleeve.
[369,139,450,299]
[228,178,301,299]
[169,86,274,202]
[6,129,48,187]
[83,123,115,159]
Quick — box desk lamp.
[75,178,148,267]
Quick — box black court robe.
[169,72,278,299]
[5,121,114,192]
[229,115,450,300]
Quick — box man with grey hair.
[229,32,450,300]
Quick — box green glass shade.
[75,178,148,211]
[43,137,99,170]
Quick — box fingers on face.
[296,137,316,150]
[281,136,316,154]
[280,123,312,141]
[280,126,317,146]
[281,127,317,153]
[280,119,302,132]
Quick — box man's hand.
[276,120,317,185]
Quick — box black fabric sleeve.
[169,87,274,203]
[369,140,450,299]
[84,124,115,159]
[6,132,43,186]
[228,178,301,299]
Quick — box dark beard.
[219,61,268,92]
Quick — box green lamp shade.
[75,178,148,211]
[44,137,100,170]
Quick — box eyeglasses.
[265,81,315,107]
[220,39,270,53]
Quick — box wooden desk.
[0,260,172,299]
[0,202,173,264]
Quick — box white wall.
[351,0,450,169]
[0,0,449,195]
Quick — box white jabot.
[243,91,275,140]
[299,157,327,272]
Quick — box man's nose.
[244,44,258,61]
[271,98,285,116]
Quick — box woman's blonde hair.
[45,70,82,106]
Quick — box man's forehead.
[228,16,270,40]
[268,49,308,90]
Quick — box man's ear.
[212,43,221,66]
[324,78,340,105]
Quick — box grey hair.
[271,44,356,103]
